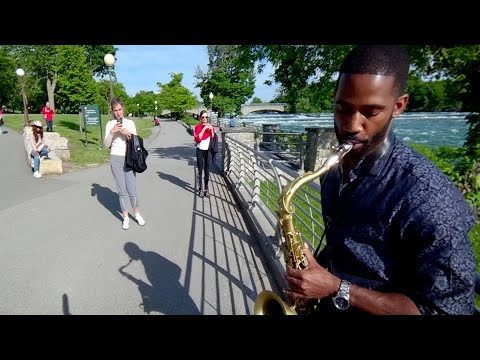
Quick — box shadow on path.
[151,145,196,165]
[91,183,123,221]
[119,242,200,315]
[157,171,195,194]
[62,293,71,315]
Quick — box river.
[236,112,470,148]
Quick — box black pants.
[196,148,211,190]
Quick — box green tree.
[127,90,157,118]
[0,49,17,109]
[251,97,262,103]
[1,45,116,112]
[157,73,197,119]
[95,79,129,114]
[55,46,97,114]
[195,45,255,117]
[236,45,353,113]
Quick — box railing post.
[237,146,245,190]
[250,149,260,209]
[298,134,304,171]
[221,131,228,174]
[304,127,336,172]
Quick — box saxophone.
[254,143,353,315]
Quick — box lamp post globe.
[136,103,140,119]
[15,68,29,127]
[104,53,115,67]
[103,54,116,105]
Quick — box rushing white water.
[238,112,470,148]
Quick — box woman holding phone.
[193,110,216,198]
[104,97,146,230]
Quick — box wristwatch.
[332,279,351,310]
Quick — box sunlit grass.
[4,113,153,170]
[256,179,324,250]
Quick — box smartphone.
[117,118,123,125]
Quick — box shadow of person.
[119,242,201,315]
[62,293,71,315]
[157,171,195,194]
[91,183,123,221]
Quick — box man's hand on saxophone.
[284,243,340,300]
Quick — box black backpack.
[209,133,219,154]
[125,134,148,173]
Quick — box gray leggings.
[110,155,138,213]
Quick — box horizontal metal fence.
[222,133,325,256]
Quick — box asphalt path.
[0,120,277,315]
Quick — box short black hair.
[339,45,410,95]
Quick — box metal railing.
[219,119,306,171]
[222,132,324,256]
[255,131,305,171]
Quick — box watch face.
[334,296,349,310]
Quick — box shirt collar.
[357,129,396,176]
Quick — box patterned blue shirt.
[319,131,477,315]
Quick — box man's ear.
[393,94,409,118]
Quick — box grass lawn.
[4,113,154,171]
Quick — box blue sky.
[113,45,278,102]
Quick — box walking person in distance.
[104,98,146,230]
[0,107,4,135]
[41,102,55,132]
[193,110,216,198]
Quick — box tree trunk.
[46,77,57,111]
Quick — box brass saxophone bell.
[254,290,297,315]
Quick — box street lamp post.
[209,92,214,124]
[136,103,140,119]
[154,100,158,118]
[16,68,30,127]
[103,54,116,105]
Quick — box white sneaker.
[122,217,130,230]
[33,171,42,178]
[135,213,145,226]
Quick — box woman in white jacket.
[103,98,146,230]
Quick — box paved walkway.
[0,120,278,315]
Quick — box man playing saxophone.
[285,45,477,315]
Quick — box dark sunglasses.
[200,116,209,119]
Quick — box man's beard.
[334,118,392,159]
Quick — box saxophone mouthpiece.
[326,143,353,168]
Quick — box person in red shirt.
[193,110,216,198]
[0,107,4,135]
[41,102,55,132]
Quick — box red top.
[193,124,215,143]
[41,106,55,121]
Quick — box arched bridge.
[161,103,286,117]
[240,103,286,115]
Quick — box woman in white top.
[103,98,146,230]
[30,121,51,178]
